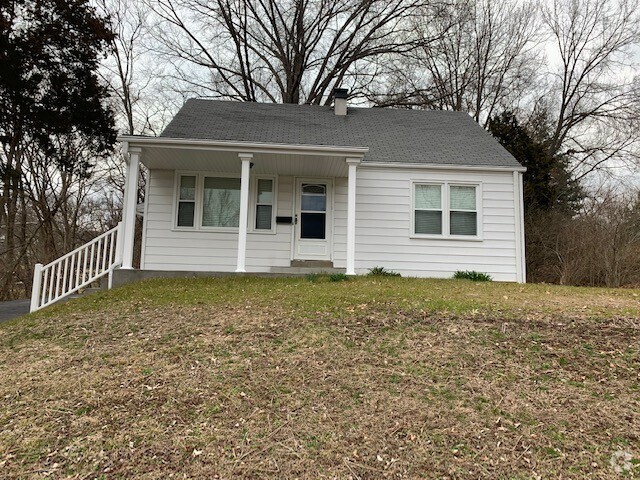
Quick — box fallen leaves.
[0,277,638,478]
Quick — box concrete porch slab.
[111,268,347,289]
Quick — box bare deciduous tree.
[147,0,433,104]
[526,188,640,287]
[96,0,180,269]
[368,0,541,126]
[540,0,640,179]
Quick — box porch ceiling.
[139,145,352,177]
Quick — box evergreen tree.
[0,0,117,299]
[0,0,116,167]
[488,111,583,214]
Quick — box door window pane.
[301,184,326,212]
[301,212,326,239]
[202,177,241,227]
[301,194,326,211]
[302,184,325,195]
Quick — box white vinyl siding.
[141,166,521,281]
[354,167,518,281]
[143,170,293,272]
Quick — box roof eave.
[118,135,369,158]
[361,161,526,173]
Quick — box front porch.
[119,136,368,277]
[109,262,347,289]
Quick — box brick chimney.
[334,88,348,116]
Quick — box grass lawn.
[1,276,639,479]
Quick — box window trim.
[410,180,483,241]
[173,171,245,232]
[249,175,278,234]
[413,182,444,236]
[176,174,197,228]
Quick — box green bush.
[329,273,349,282]
[367,266,401,277]
[453,270,492,282]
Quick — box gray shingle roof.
[160,99,522,168]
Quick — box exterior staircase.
[30,223,123,312]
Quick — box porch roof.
[117,136,366,176]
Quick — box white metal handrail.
[30,222,123,312]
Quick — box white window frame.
[173,171,245,232]
[412,182,444,236]
[249,175,277,234]
[410,180,483,241]
[176,174,197,229]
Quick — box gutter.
[117,135,369,158]
[361,161,527,173]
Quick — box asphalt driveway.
[0,299,30,324]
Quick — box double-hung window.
[414,184,443,235]
[413,182,480,238]
[177,175,196,227]
[449,185,477,236]
[254,178,274,231]
[175,173,276,232]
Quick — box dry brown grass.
[0,276,639,479]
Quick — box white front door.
[294,179,332,260]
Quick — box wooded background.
[2,0,640,300]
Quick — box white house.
[30,90,526,311]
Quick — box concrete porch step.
[290,260,335,268]
[269,266,346,275]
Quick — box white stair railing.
[30,222,123,312]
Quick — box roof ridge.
[183,98,472,116]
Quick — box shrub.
[367,266,401,277]
[329,273,349,282]
[453,270,492,282]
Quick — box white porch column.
[346,157,361,275]
[236,153,253,272]
[121,146,141,269]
